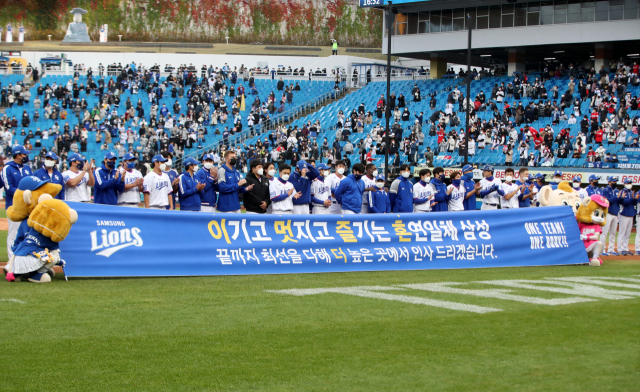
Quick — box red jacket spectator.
[437,129,445,144]
[595,129,604,143]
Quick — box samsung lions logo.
[90,227,143,257]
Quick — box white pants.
[201,206,216,213]
[218,209,241,213]
[601,213,619,253]
[273,210,292,214]
[329,203,342,214]
[617,215,633,252]
[293,205,309,215]
[360,203,369,214]
[635,217,640,253]
[586,241,604,260]
[117,203,139,208]
[312,206,331,215]
[341,209,357,215]
[7,218,20,259]
[148,206,166,210]
[414,207,431,213]
[245,211,261,214]
[481,204,498,210]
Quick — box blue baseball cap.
[607,176,618,182]
[104,152,117,160]
[553,170,563,176]
[588,174,600,182]
[623,178,633,184]
[376,174,386,182]
[123,153,136,161]
[183,157,198,167]
[316,163,330,170]
[527,174,535,181]
[11,145,30,156]
[17,176,50,191]
[572,176,581,182]
[202,153,214,162]
[45,152,59,161]
[462,164,473,173]
[535,173,545,179]
[67,153,86,163]
[297,160,309,170]
[482,165,494,172]
[152,154,168,163]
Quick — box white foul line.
[477,279,640,300]
[0,299,25,304]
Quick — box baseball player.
[515,168,536,208]
[390,164,414,213]
[325,160,347,214]
[585,174,602,196]
[550,170,563,190]
[334,163,366,215]
[617,178,636,256]
[361,163,378,214]
[94,152,125,206]
[161,152,180,210]
[264,162,276,214]
[195,153,218,212]
[600,176,620,255]
[478,165,502,210]
[143,154,174,210]
[288,160,320,215]
[269,164,298,214]
[33,152,65,200]
[461,164,479,211]
[369,175,391,213]
[412,168,434,213]
[311,163,332,215]
[430,167,450,212]
[635,190,640,256]
[63,153,95,203]
[178,157,204,212]
[572,175,589,201]
[116,153,143,208]
[531,173,545,207]
[446,171,466,211]
[498,167,521,209]
[217,150,252,213]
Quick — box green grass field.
[1,259,639,391]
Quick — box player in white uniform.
[311,163,332,214]
[446,171,466,211]
[63,153,94,202]
[264,162,276,214]
[269,164,297,214]
[571,175,588,201]
[325,160,347,214]
[143,154,173,210]
[498,168,521,209]
[360,163,378,214]
[117,152,143,207]
[478,165,502,210]
[412,168,434,213]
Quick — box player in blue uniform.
[33,152,65,200]
[585,174,602,196]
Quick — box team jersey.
[500,182,521,209]
[412,181,434,212]
[311,178,331,207]
[117,169,143,204]
[574,187,589,202]
[446,183,466,211]
[163,169,179,210]
[361,174,377,205]
[578,222,602,248]
[269,178,295,212]
[63,170,90,202]
[479,177,502,206]
[143,171,172,207]
[325,173,346,214]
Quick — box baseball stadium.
[0,0,639,390]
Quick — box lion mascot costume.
[5,198,77,283]
[538,181,581,214]
[576,194,609,267]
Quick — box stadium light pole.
[463,13,472,166]
[384,1,392,181]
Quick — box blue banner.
[59,203,587,277]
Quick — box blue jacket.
[334,174,364,214]
[602,186,620,216]
[289,165,320,205]
[178,171,201,211]
[13,227,59,257]
[463,177,477,210]
[195,167,218,207]
[1,161,32,209]
[516,180,532,208]
[618,189,636,217]
[586,184,602,196]
[33,167,65,200]
[11,219,30,253]
[430,177,450,212]
[217,164,246,212]
[389,177,414,213]
[93,164,125,205]
[369,189,390,213]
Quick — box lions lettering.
[155,180,169,190]
[90,227,143,257]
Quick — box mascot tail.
[4,255,16,282]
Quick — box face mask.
[268,169,276,177]
[423,176,431,183]
[166,159,173,167]
[625,184,632,190]
[573,182,580,188]
[553,178,560,183]
[505,176,513,182]
[402,171,410,178]
[462,173,473,181]
[337,168,345,175]
[159,163,167,171]
[229,158,237,166]
[372,170,379,177]
[354,174,362,180]
[192,165,199,172]
[21,155,29,164]
[126,162,136,170]
[76,162,84,170]
[44,160,55,168]
[281,174,289,181]
[452,179,461,186]
[376,182,384,188]
[257,168,264,176]
[439,174,445,181]
[204,162,214,170]
[106,160,115,169]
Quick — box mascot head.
[27,199,78,242]
[538,181,581,214]
[6,176,62,222]
[576,194,609,227]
